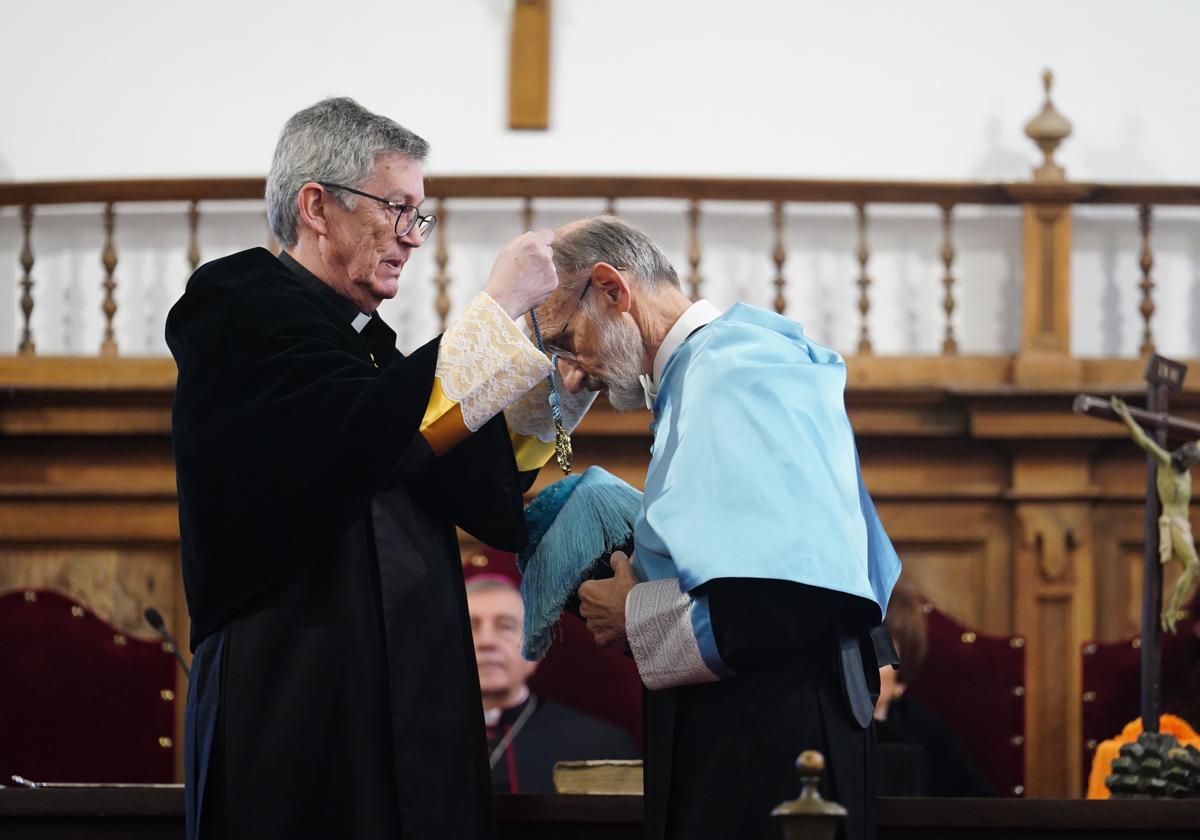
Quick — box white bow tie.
[639,373,656,410]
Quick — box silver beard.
[593,315,647,411]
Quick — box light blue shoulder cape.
[633,303,900,618]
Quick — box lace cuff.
[438,292,551,432]
[504,379,598,443]
[626,579,721,691]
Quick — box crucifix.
[1074,354,1198,737]
[509,0,552,130]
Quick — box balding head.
[550,216,679,300]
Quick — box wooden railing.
[2,176,1200,387]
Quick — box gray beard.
[595,316,648,412]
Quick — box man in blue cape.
[533,217,901,840]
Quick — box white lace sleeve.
[437,292,551,432]
[504,379,598,443]
[625,579,721,691]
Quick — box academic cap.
[517,466,642,659]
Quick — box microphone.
[144,607,191,680]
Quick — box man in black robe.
[466,575,639,793]
[168,97,585,840]
[531,217,900,840]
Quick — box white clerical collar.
[350,312,371,333]
[483,685,530,727]
[640,299,723,408]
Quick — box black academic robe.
[487,694,640,794]
[875,696,992,797]
[643,579,883,840]
[167,247,532,840]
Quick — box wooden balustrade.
[17,205,34,355]
[433,198,451,332]
[940,203,958,356]
[1138,204,1155,356]
[855,202,872,355]
[685,199,702,302]
[771,201,786,315]
[1,176,1198,370]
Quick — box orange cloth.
[1085,714,1200,799]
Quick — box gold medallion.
[554,424,573,474]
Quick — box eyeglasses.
[317,182,437,241]
[543,277,594,362]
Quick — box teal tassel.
[517,466,642,659]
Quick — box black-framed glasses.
[317,182,437,241]
[544,277,595,361]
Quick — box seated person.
[467,575,639,793]
[875,584,991,797]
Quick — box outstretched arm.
[1112,396,1171,467]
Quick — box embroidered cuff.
[438,292,551,432]
[504,378,598,443]
[626,579,721,691]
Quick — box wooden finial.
[772,750,847,840]
[1024,68,1072,182]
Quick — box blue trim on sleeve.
[689,592,738,680]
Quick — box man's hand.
[484,229,558,320]
[578,551,637,648]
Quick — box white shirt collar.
[640,299,722,408]
[350,312,371,333]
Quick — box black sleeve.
[418,413,529,552]
[171,265,471,628]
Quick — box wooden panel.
[878,502,1013,635]
[1014,502,1095,798]
[0,502,180,542]
[0,546,180,641]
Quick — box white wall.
[4,0,1199,181]
[1,0,1198,358]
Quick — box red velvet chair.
[1080,625,1200,794]
[905,606,1027,796]
[465,548,644,746]
[0,589,177,783]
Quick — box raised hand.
[483,229,558,320]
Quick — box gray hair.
[265,97,430,246]
[552,216,680,296]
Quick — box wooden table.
[3,788,1199,839]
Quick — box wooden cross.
[1075,354,1192,734]
[509,0,552,130]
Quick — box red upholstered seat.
[905,606,1027,796]
[0,589,177,783]
[467,549,643,746]
[1080,626,1199,794]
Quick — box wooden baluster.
[771,201,787,315]
[941,203,959,355]
[434,199,451,332]
[855,203,872,355]
[522,197,535,232]
[605,197,617,217]
[1138,204,1155,356]
[18,205,35,355]
[100,202,119,356]
[686,200,702,301]
[187,200,201,272]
